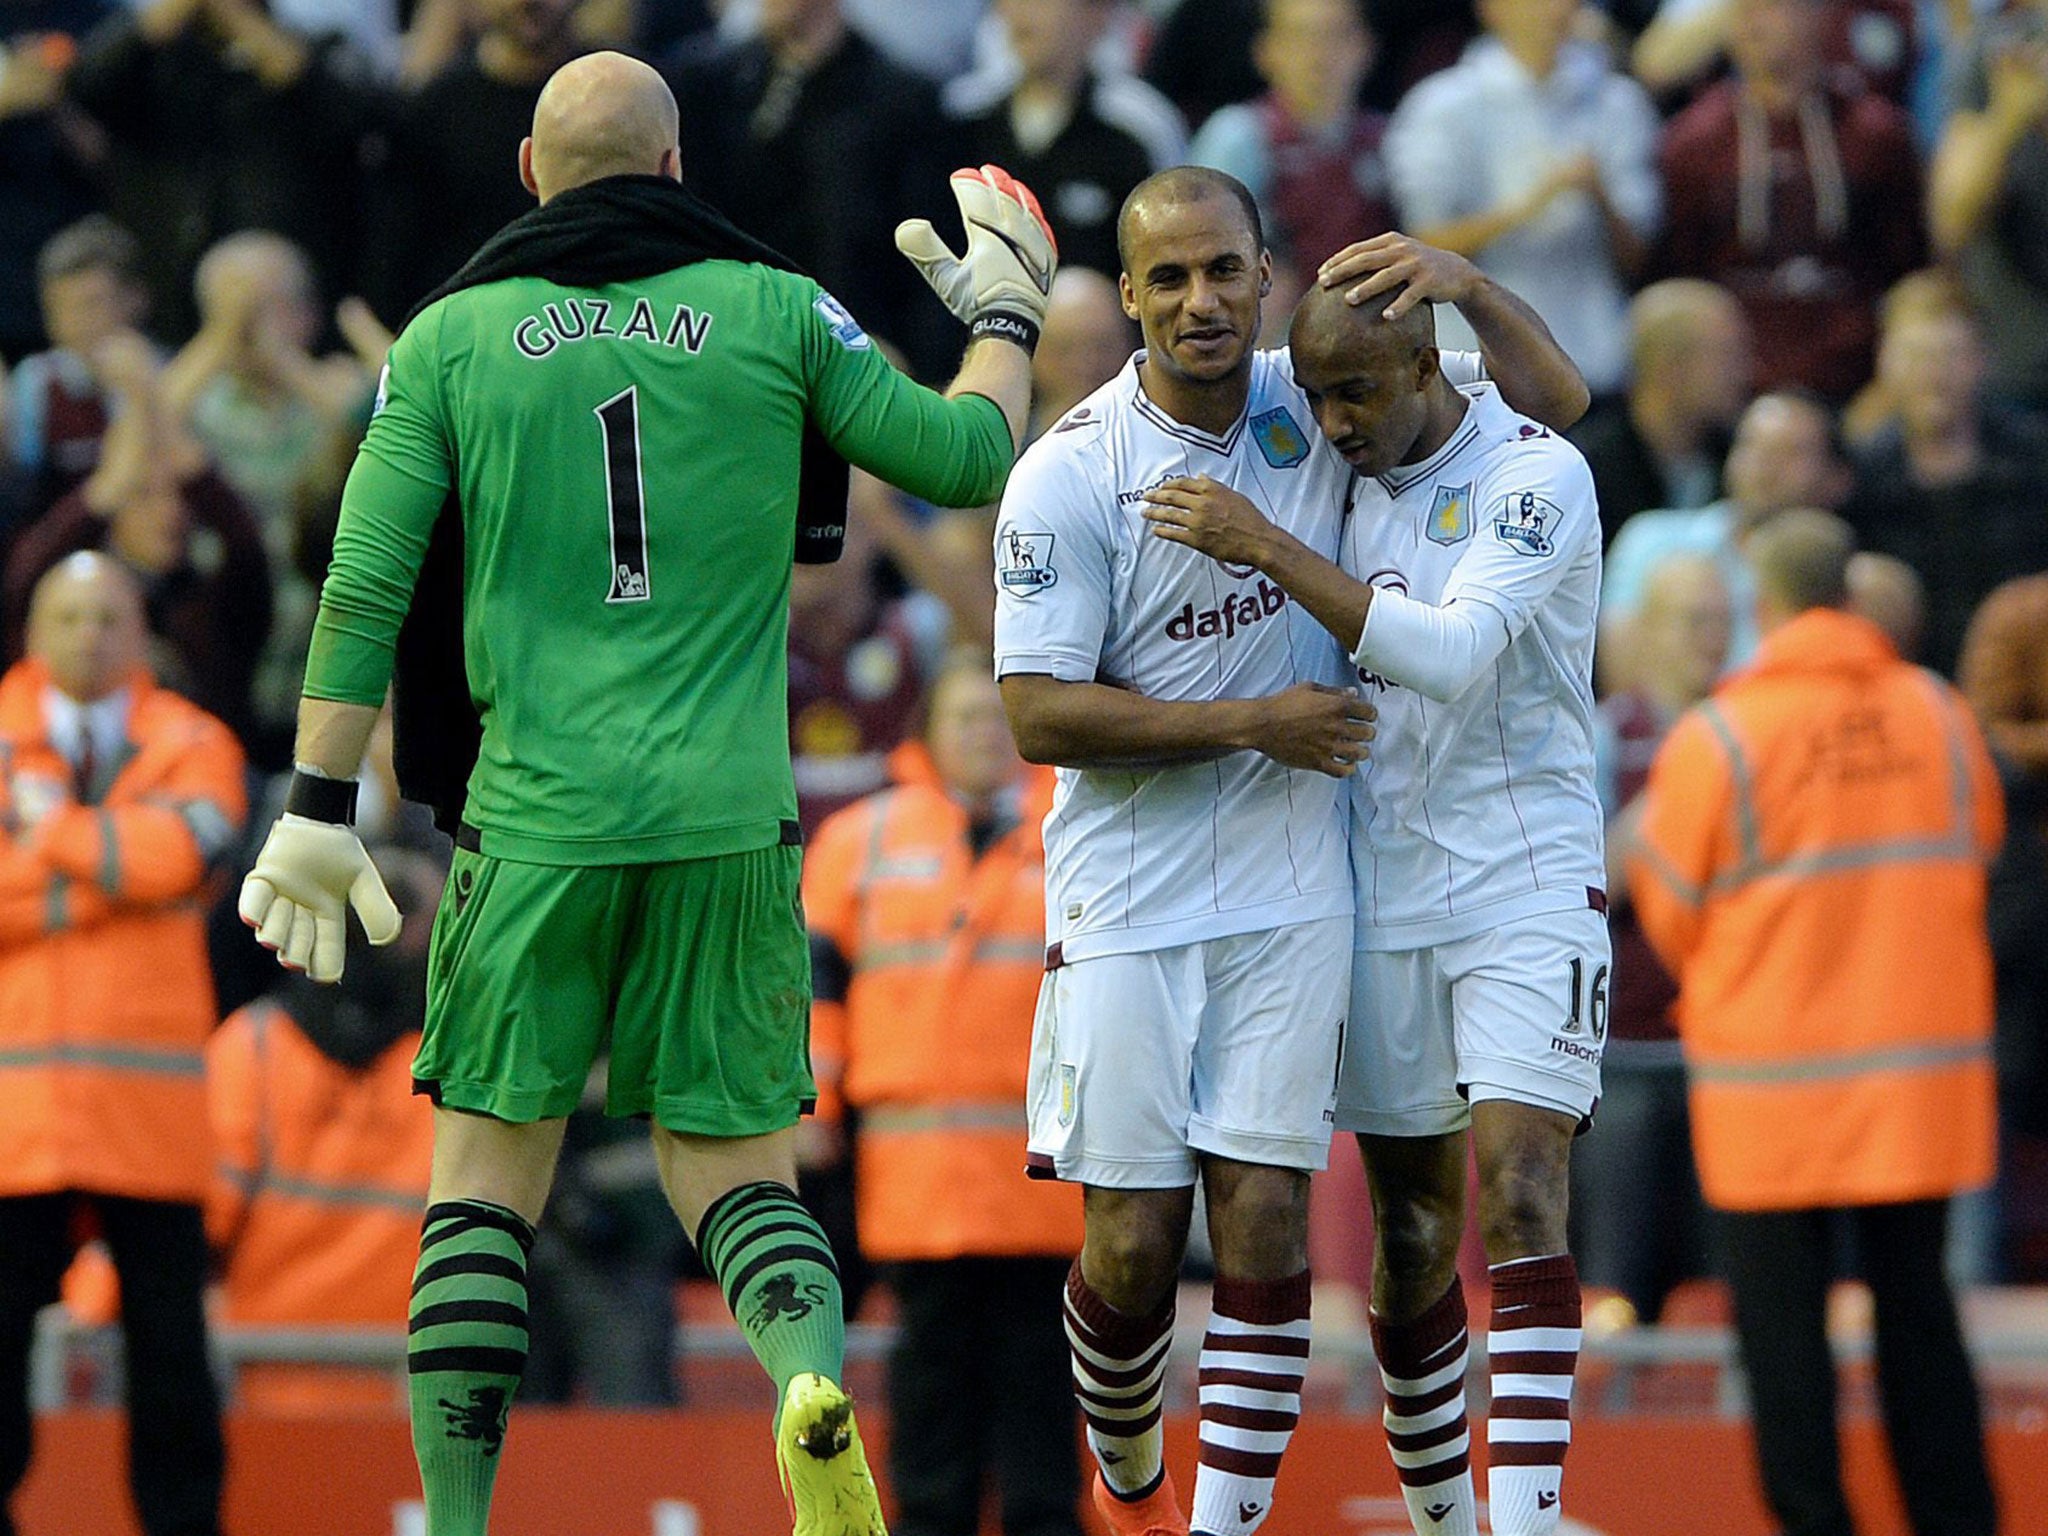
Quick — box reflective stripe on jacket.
[207,1000,433,1325]
[1628,608,2001,1211]
[804,743,1081,1260]
[0,658,245,1202]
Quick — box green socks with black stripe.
[408,1200,534,1536]
[696,1181,847,1420]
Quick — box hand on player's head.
[895,164,1059,343]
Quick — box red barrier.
[18,1409,2048,1535]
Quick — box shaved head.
[523,52,681,204]
[1289,280,1435,367]
[29,552,149,702]
[1117,166,1263,276]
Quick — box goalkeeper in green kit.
[236,50,1056,1536]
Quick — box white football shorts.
[1336,907,1610,1136]
[1024,917,1349,1187]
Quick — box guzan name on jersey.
[993,351,1354,961]
[1341,383,1606,949]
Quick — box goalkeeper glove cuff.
[284,765,359,826]
[970,310,1041,355]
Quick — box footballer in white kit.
[1143,276,1607,1536]
[995,344,1356,1188]
[1336,378,1609,1132]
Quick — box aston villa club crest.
[1250,407,1309,468]
[1427,482,1472,546]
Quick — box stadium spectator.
[1845,548,1925,661]
[4,347,273,748]
[4,217,152,525]
[1566,278,1752,545]
[1142,272,1606,1536]
[1630,0,1918,106]
[789,503,947,838]
[1027,265,1135,440]
[0,552,245,1536]
[1959,573,2048,1161]
[666,0,958,380]
[0,1,112,363]
[160,230,377,763]
[1574,552,1729,1330]
[61,0,374,341]
[803,652,1085,1536]
[206,848,441,1412]
[1654,0,1925,400]
[1601,388,1848,680]
[1629,508,2002,1536]
[1838,266,1970,448]
[235,52,1046,1536]
[1382,0,1662,399]
[1186,0,1396,291]
[1841,302,2048,678]
[366,0,582,320]
[1930,0,2048,415]
[945,0,1187,280]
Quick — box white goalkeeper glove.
[238,776,400,983]
[895,163,1059,352]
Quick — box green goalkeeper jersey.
[304,263,1013,864]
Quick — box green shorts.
[414,840,813,1135]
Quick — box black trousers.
[1720,1200,1997,1536]
[0,1193,224,1536]
[887,1256,1082,1536]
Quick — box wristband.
[283,768,359,826]
[971,311,1041,355]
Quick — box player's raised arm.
[1318,233,1590,430]
[897,162,1060,451]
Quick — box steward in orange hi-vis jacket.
[1628,607,2002,1214]
[1626,511,2001,1536]
[0,649,245,1204]
[0,553,244,1536]
[801,655,1084,1536]
[207,853,439,1412]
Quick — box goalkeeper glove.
[238,770,400,984]
[896,163,1059,352]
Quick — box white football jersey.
[993,350,1354,961]
[1339,382,1606,949]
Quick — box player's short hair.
[1749,508,1854,614]
[1116,166,1265,276]
[37,215,143,292]
[1290,278,1435,362]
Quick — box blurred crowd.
[3,0,2048,1420]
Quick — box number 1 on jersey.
[595,387,651,603]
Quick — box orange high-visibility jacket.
[208,999,433,1325]
[0,658,246,1204]
[804,744,1082,1261]
[1628,609,2002,1212]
